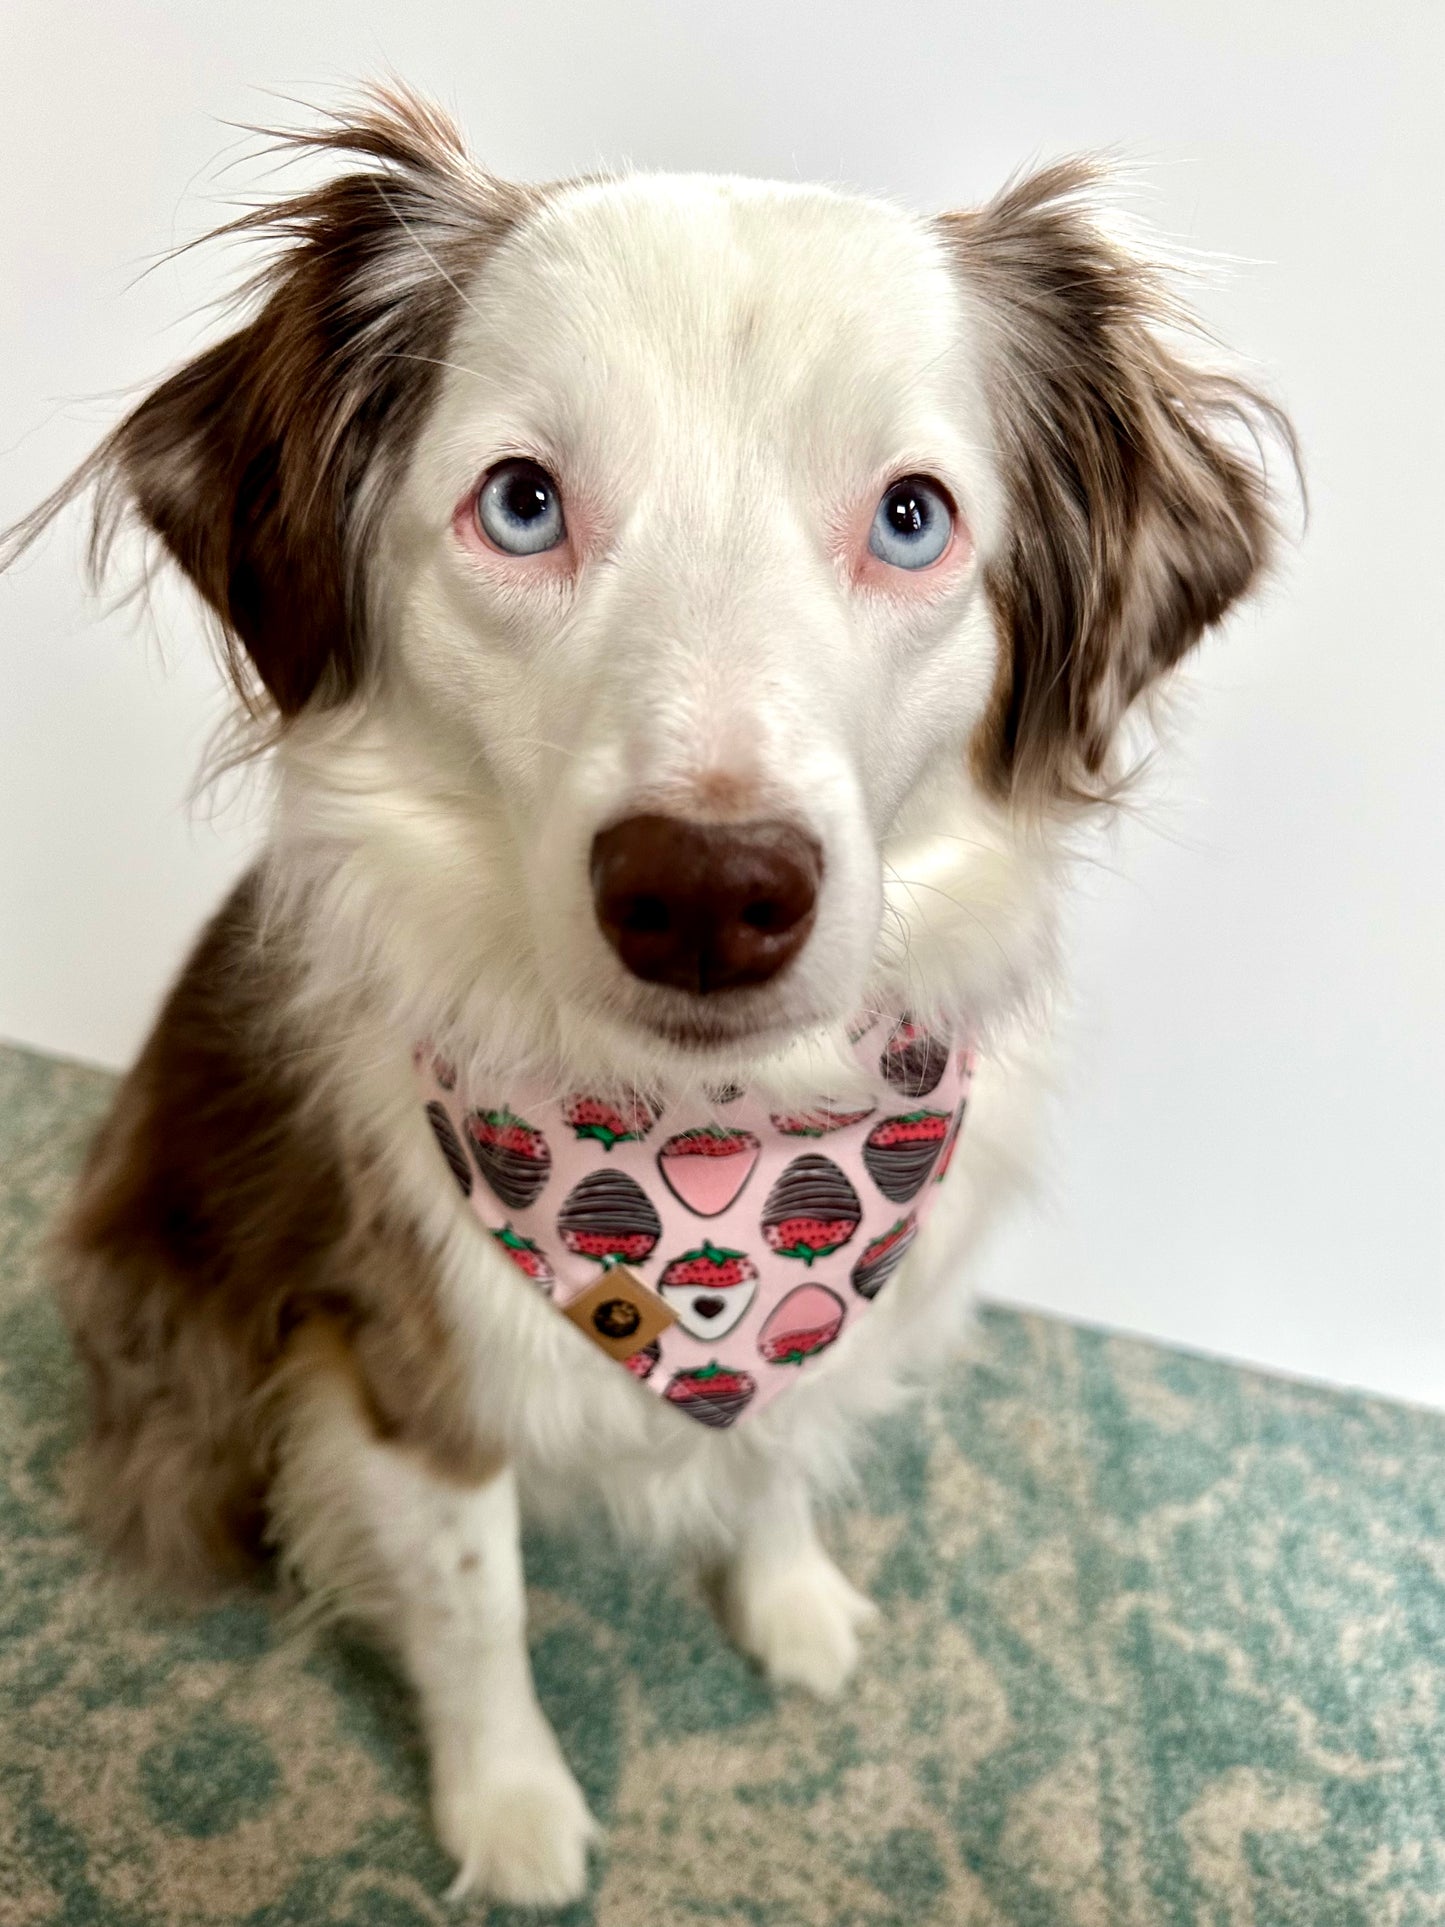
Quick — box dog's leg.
[719,1473,878,1700]
[270,1342,596,1905]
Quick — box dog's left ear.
[939,160,1298,807]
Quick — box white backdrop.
[2,0,1441,1406]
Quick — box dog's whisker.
[881,829,997,859]
[503,735,584,761]
[369,178,491,330]
[883,860,1016,983]
[378,348,491,385]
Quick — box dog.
[4,83,1293,1905]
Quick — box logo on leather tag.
[561,1268,677,1360]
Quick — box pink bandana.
[415,1014,974,1429]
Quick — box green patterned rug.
[3,1040,1443,1926]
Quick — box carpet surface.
[2,1039,1443,1926]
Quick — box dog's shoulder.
[53,868,496,1591]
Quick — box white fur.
[262,171,1064,1904]
[271,1354,598,1902]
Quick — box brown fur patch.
[3,83,540,720]
[51,870,498,1594]
[938,159,1299,808]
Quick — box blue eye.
[476,459,566,555]
[868,475,953,570]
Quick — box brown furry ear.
[3,84,536,717]
[939,160,1298,807]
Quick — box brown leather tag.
[561,1267,677,1360]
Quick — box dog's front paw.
[432,1725,598,1906]
[724,1547,879,1700]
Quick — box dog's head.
[11,86,1292,1085]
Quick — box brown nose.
[590,814,822,995]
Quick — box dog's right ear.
[2,85,536,718]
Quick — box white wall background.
[2,1,1441,1405]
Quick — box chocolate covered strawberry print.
[663,1361,757,1428]
[851,1214,917,1300]
[465,1107,551,1208]
[556,1169,662,1268]
[412,1001,974,1429]
[757,1284,845,1365]
[561,1091,658,1150]
[862,1111,951,1202]
[658,1240,759,1339]
[934,1101,967,1184]
[425,1102,472,1196]
[624,1338,661,1381]
[768,1104,875,1138]
[491,1222,554,1292]
[657,1124,760,1216]
[880,1015,950,1098]
[761,1155,861,1264]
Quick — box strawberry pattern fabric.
[415,1014,975,1428]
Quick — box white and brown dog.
[6,85,1293,1905]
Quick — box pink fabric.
[415,1013,974,1429]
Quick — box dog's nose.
[590,814,822,995]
